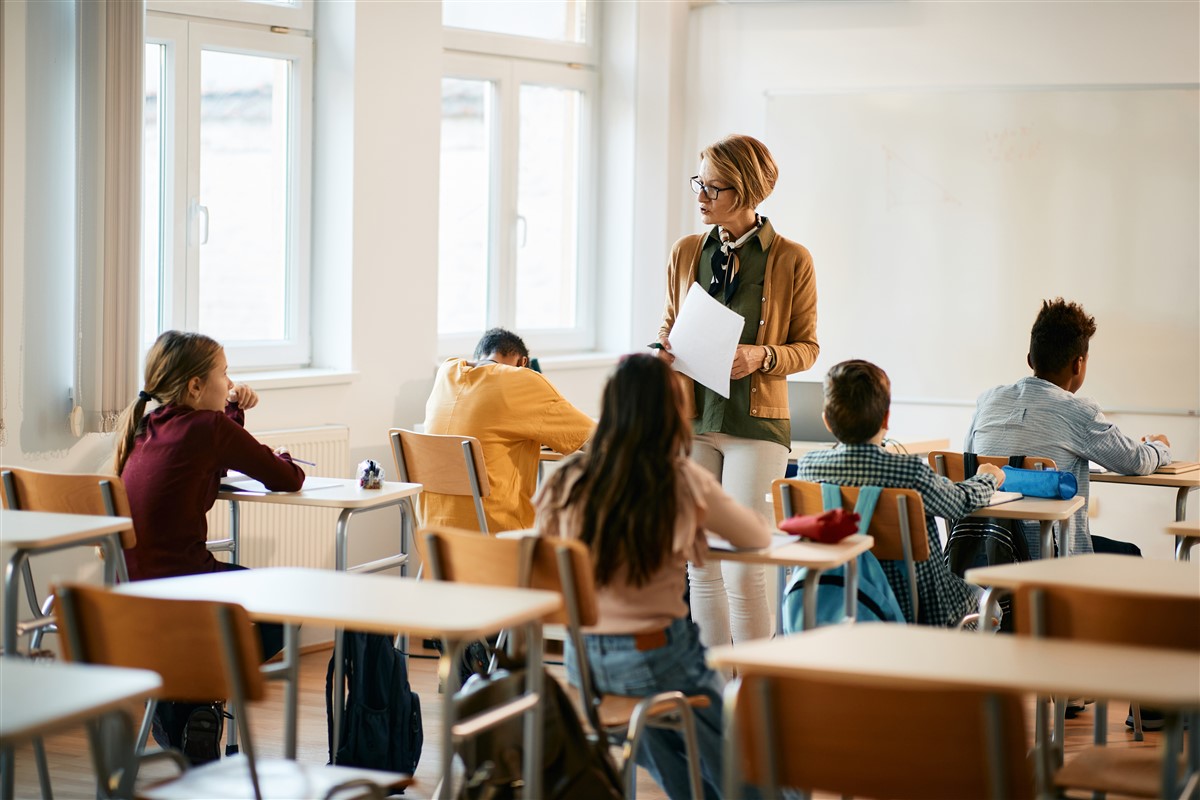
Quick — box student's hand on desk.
[730,344,767,380]
[978,463,1006,488]
[655,335,676,364]
[1142,434,1171,447]
[228,384,259,410]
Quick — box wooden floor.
[5,644,1170,799]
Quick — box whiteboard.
[764,87,1199,413]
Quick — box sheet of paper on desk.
[986,490,1023,506]
[220,476,340,494]
[707,533,798,552]
[1088,461,1108,473]
[667,283,744,399]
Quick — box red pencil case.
[778,508,860,544]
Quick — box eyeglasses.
[690,176,733,201]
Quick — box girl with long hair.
[536,354,772,799]
[114,330,304,761]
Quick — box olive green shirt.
[693,220,791,448]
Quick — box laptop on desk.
[788,380,837,444]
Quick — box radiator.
[205,425,351,570]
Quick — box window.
[439,5,597,355]
[144,10,312,369]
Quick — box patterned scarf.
[708,216,762,304]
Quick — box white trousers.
[688,431,789,646]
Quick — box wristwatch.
[761,346,776,372]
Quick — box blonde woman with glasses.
[657,134,819,647]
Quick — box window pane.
[142,43,165,350]
[198,49,290,342]
[443,1,586,43]
[516,84,579,330]
[439,78,492,336]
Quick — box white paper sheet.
[668,283,744,399]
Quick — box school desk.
[0,660,161,800]
[0,509,131,657]
[1091,469,1199,558]
[116,567,561,799]
[968,495,1086,564]
[1167,520,1200,561]
[706,533,875,635]
[707,624,1200,799]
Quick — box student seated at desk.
[795,360,1004,627]
[965,298,1172,558]
[114,330,303,763]
[536,354,772,800]
[423,327,593,532]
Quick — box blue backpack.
[782,484,906,632]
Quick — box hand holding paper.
[665,284,745,399]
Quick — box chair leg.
[1132,702,1145,742]
[33,736,53,800]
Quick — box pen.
[290,457,317,467]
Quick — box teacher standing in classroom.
[657,134,819,646]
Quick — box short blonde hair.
[700,134,778,212]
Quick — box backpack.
[944,453,1033,633]
[782,484,907,632]
[326,631,424,777]
[453,662,623,800]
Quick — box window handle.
[190,199,210,246]
[516,214,527,248]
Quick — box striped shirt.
[795,443,998,627]
[965,376,1171,557]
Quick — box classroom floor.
[6,643,1167,799]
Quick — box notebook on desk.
[788,380,837,443]
[1157,461,1200,474]
[986,490,1023,506]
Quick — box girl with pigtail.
[113,329,303,761]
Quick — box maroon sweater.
[122,402,305,580]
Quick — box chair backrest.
[1014,584,1200,652]
[54,582,265,703]
[390,428,491,533]
[927,451,1058,483]
[727,672,1032,800]
[421,526,597,629]
[771,479,928,562]
[1,466,137,548]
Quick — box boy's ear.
[882,409,891,431]
[1071,355,1084,376]
[821,411,833,433]
[1026,353,1034,371]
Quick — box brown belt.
[633,628,669,651]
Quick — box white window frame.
[146,13,313,369]
[147,0,313,31]
[440,8,599,357]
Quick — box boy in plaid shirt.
[795,360,1005,626]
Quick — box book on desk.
[986,490,1023,506]
[1090,461,1200,475]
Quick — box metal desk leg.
[977,587,999,634]
[844,556,860,623]
[523,623,545,800]
[802,568,822,631]
[331,626,347,763]
[4,550,29,656]
[1174,487,1194,561]
[440,639,465,799]
[336,509,354,573]
[1,744,13,800]
[1039,521,1055,559]
[1174,486,1192,523]
[283,624,300,760]
[775,566,787,636]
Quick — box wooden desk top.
[968,495,1084,522]
[217,477,421,509]
[965,553,1200,599]
[707,625,1200,709]
[1090,471,1200,490]
[0,660,161,745]
[115,567,561,640]
[706,533,874,569]
[1167,520,1200,537]
[0,509,132,549]
[789,437,950,461]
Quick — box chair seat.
[138,755,413,800]
[1054,746,1186,798]
[595,691,711,731]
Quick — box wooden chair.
[771,479,929,622]
[422,526,708,799]
[927,451,1057,482]
[1014,583,1199,799]
[723,670,1032,799]
[1,466,137,650]
[54,582,414,800]
[389,428,491,534]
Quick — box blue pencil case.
[1001,466,1078,500]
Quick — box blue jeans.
[565,617,726,800]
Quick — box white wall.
[683,0,1199,557]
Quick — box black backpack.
[944,453,1032,633]
[454,663,623,800]
[326,631,424,777]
